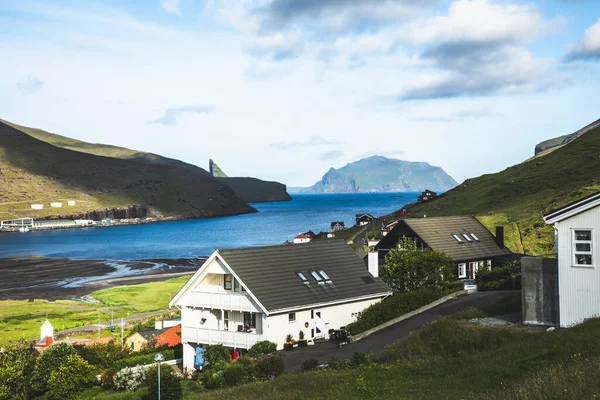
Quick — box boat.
[18,227,30,232]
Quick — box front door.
[468,262,479,279]
[310,309,324,339]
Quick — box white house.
[543,191,600,327]
[169,240,392,372]
[31,204,44,210]
[50,202,63,208]
[293,231,315,244]
[67,200,76,206]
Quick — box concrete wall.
[521,257,559,326]
[555,206,600,327]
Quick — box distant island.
[209,160,292,203]
[290,155,457,194]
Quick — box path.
[283,291,514,371]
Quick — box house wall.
[125,333,148,352]
[521,257,559,326]
[264,297,384,350]
[555,206,600,327]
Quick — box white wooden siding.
[556,206,600,327]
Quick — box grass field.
[0,276,190,345]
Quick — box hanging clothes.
[231,348,239,361]
[195,346,205,367]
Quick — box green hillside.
[404,121,600,256]
[0,121,255,220]
[301,155,457,193]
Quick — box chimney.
[495,226,505,248]
[46,336,53,346]
[368,251,379,278]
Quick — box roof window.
[470,233,480,241]
[310,271,323,282]
[297,272,308,283]
[462,233,473,242]
[452,234,464,243]
[318,270,330,280]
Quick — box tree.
[146,365,182,400]
[380,236,455,292]
[0,342,37,400]
[30,342,78,395]
[46,354,97,400]
[204,344,230,366]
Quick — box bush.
[346,288,460,335]
[0,342,37,400]
[222,357,256,386]
[30,342,79,395]
[477,261,521,291]
[204,345,230,367]
[300,359,320,372]
[248,341,277,356]
[115,348,176,370]
[327,357,350,370]
[113,367,147,391]
[146,365,182,400]
[74,340,131,371]
[255,354,284,379]
[46,354,97,400]
[350,352,369,367]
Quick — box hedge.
[346,287,461,335]
[477,261,521,291]
[114,348,176,370]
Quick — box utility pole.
[111,308,114,326]
[121,317,124,347]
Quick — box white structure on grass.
[170,241,391,372]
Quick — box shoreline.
[0,256,204,301]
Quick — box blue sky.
[1,0,600,187]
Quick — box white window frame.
[458,263,467,279]
[288,312,296,323]
[452,234,463,243]
[572,229,593,267]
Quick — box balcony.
[183,326,264,349]
[179,291,261,313]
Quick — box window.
[234,278,240,292]
[243,312,256,328]
[224,311,229,330]
[297,272,308,282]
[452,234,463,243]
[318,270,330,280]
[462,233,473,242]
[573,229,593,266]
[470,233,480,241]
[310,271,323,281]
[288,312,296,322]
[224,274,233,290]
[458,263,467,279]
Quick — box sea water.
[0,193,418,260]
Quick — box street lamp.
[154,353,164,400]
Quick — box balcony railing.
[183,327,264,349]
[179,291,261,313]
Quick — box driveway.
[283,291,515,371]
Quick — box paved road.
[283,291,515,371]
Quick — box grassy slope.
[404,124,600,256]
[0,276,190,345]
[0,121,254,220]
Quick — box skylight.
[452,234,464,243]
[318,270,330,280]
[462,233,473,242]
[470,233,480,241]
[310,271,323,281]
[297,272,307,281]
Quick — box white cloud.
[567,18,600,61]
[161,0,182,16]
[149,105,216,125]
[16,76,44,94]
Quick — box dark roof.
[543,191,600,222]
[137,328,165,341]
[356,214,374,218]
[219,240,391,313]
[377,216,511,262]
[331,221,344,226]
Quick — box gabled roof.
[356,213,374,219]
[294,234,310,239]
[543,191,600,224]
[218,241,391,313]
[376,216,511,261]
[137,328,165,341]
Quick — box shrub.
[203,371,224,390]
[204,345,230,367]
[113,367,147,391]
[346,288,460,335]
[327,357,350,370]
[46,353,97,400]
[222,358,256,386]
[350,352,369,367]
[30,342,78,395]
[285,334,293,343]
[300,359,320,372]
[146,365,182,400]
[477,261,521,291]
[74,340,131,371]
[115,348,176,370]
[248,341,277,356]
[0,342,37,400]
[299,330,305,341]
[255,354,284,379]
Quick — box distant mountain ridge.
[208,160,292,203]
[534,118,600,156]
[0,120,255,220]
[295,156,457,194]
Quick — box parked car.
[463,279,478,293]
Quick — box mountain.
[298,156,457,194]
[208,160,292,203]
[534,118,600,157]
[0,120,256,220]
[402,118,600,256]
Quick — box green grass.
[403,124,600,256]
[0,276,190,345]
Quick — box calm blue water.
[0,193,416,260]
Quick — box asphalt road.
[283,290,515,371]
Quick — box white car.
[463,279,478,293]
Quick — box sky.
[1,0,600,187]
